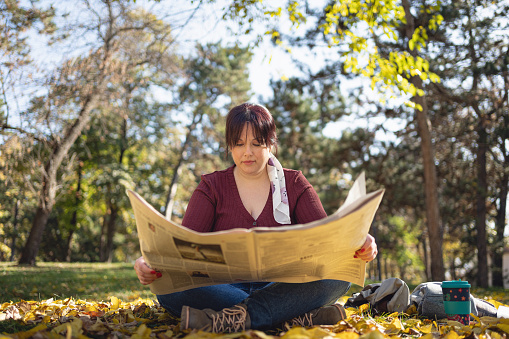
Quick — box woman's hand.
[354,234,378,262]
[134,256,161,285]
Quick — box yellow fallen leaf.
[67,309,79,317]
[51,318,83,336]
[161,329,174,338]
[388,317,404,331]
[84,304,100,313]
[487,300,505,309]
[497,324,509,334]
[472,327,483,335]
[471,313,480,324]
[16,323,48,339]
[132,324,152,339]
[443,330,460,339]
[419,324,433,334]
[446,320,464,327]
[135,316,151,323]
[339,296,350,304]
[335,332,360,339]
[358,329,387,339]
[110,296,120,310]
[127,309,136,322]
[358,304,370,313]
[281,326,330,339]
[346,308,357,318]
[42,298,54,304]
[183,332,223,339]
[22,311,35,322]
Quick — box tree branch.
[1,123,47,143]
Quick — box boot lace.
[291,312,314,327]
[211,305,248,333]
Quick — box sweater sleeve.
[290,171,327,224]
[181,178,216,232]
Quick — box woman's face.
[231,124,271,178]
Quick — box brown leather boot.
[181,304,251,333]
[290,304,347,327]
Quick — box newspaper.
[127,172,384,295]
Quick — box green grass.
[2,262,507,304]
[0,262,154,303]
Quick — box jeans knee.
[156,294,180,316]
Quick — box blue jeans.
[157,280,351,330]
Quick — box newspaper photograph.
[127,172,384,295]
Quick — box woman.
[134,103,378,332]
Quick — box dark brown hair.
[225,103,277,155]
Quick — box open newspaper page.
[127,172,384,295]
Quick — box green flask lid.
[442,280,471,288]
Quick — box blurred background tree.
[0,0,507,288]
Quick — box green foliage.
[219,0,442,109]
[382,216,425,284]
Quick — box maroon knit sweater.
[182,166,327,232]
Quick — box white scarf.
[267,153,291,224]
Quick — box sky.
[152,0,406,141]
[160,0,301,99]
[18,0,404,141]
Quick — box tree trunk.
[18,206,51,265]
[421,229,431,281]
[104,204,118,263]
[492,166,508,286]
[475,116,489,287]
[9,199,20,262]
[372,222,382,281]
[65,161,82,262]
[402,0,445,281]
[99,209,108,262]
[164,112,203,218]
[165,166,182,219]
[99,186,119,263]
[415,103,445,281]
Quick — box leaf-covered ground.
[1,295,508,339]
[1,263,508,338]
